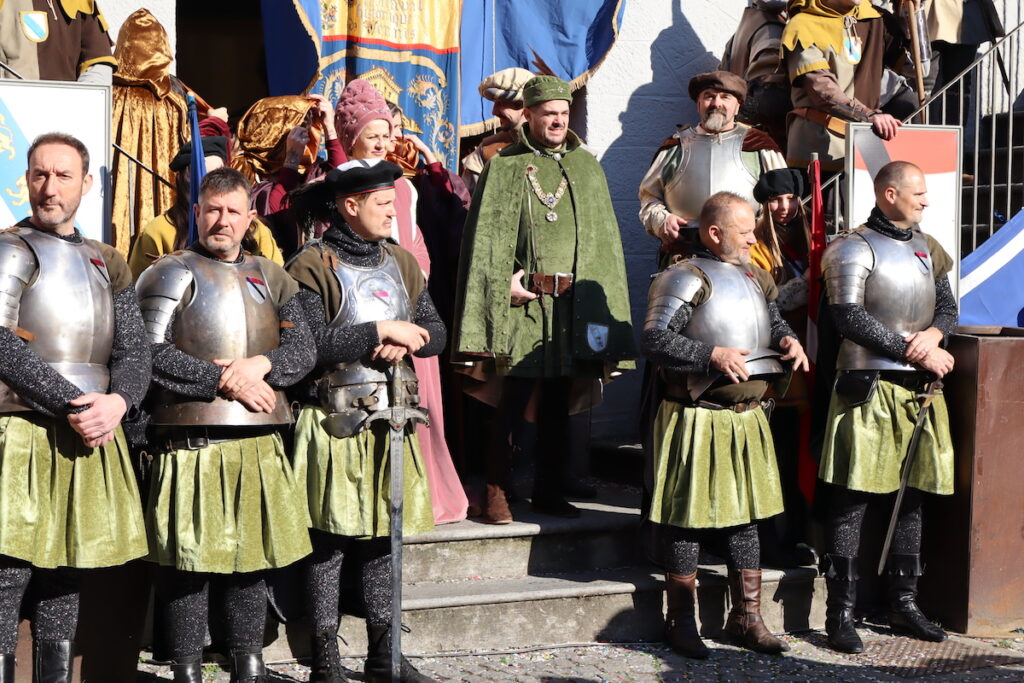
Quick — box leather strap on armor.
[527,272,574,297]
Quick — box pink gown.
[394,178,469,524]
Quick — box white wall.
[100,1,177,59]
[582,0,748,441]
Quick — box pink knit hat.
[335,79,393,152]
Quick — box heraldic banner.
[263,0,462,171]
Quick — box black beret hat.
[325,159,403,197]
[687,70,748,103]
[169,136,228,173]
[753,168,806,204]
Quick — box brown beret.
[688,71,747,103]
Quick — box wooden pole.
[907,0,929,124]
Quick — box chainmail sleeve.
[150,309,222,400]
[263,294,317,388]
[0,327,83,417]
[108,285,152,418]
[768,301,798,349]
[829,303,907,361]
[412,289,446,358]
[294,287,380,365]
[931,277,958,340]
[640,303,714,374]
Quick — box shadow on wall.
[588,2,723,442]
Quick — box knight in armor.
[720,0,792,149]
[641,191,808,658]
[460,67,534,195]
[135,167,315,682]
[453,76,636,524]
[0,133,150,679]
[638,70,785,265]
[818,161,957,653]
[286,159,440,683]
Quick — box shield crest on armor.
[20,11,49,43]
[586,323,609,352]
[245,276,267,303]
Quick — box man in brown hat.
[639,70,785,263]
[460,67,535,194]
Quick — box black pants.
[663,523,760,576]
[0,556,79,653]
[305,530,391,633]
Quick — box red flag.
[798,158,827,504]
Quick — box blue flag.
[186,93,206,246]
[960,210,1024,326]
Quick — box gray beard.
[702,111,732,133]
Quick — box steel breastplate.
[0,228,113,412]
[150,251,292,426]
[663,126,759,223]
[837,228,937,372]
[318,246,419,437]
[682,258,783,400]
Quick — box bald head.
[873,161,928,228]
[699,192,756,264]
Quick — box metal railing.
[819,20,1024,256]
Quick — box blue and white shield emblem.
[20,11,49,43]
[586,323,609,353]
[843,36,862,65]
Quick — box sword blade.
[389,417,404,682]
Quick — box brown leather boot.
[664,572,708,659]
[724,569,789,654]
[482,484,513,524]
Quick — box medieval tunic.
[819,214,957,495]
[288,225,441,538]
[0,0,115,82]
[140,245,314,573]
[0,221,148,568]
[454,128,635,380]
[642,253,791,529]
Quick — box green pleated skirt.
[293,405,434,538]
[146,432,312,574]
[819,380,954,495]
[649,400,784,529]
[0,414,146,569]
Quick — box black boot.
[229,647,267,683]
[310,629,348,682]
[823,554,864,654]
[364,624,435,683]
[170,655,202,683]
[32,640,72,683]
[0,654,14,683]
[886,553,946,642]
[663,572,708,658]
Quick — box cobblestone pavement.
[137,627,1024,682]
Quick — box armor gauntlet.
[135,258,194,343]
[643,265,703,332]
[0,235,37,331]
[821,234,873,305]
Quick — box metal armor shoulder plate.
[135,255,194,344]
[0,232,38,329]
[643,264,703,332]
[821,232,874,305]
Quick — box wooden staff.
[906,0,929,124]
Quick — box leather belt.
[528,272,574,297]
[791,106,848,137]
[664,388,769,414]
[160,425,279,452]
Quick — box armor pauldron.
[822,234,873,305]
[0,235,37,330]
[643,265,703,332]
[135,258,194,344]
[318,361,420,438]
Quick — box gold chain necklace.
[525,163,568,222]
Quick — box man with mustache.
[460,67,534,195]
[454,76,636,524]
[639,71,786,265]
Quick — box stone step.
[260,565,825,662]
[402,495,642,582]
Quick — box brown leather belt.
[664,387,767,414]
[791,106,848,137]
[528,272,574,297]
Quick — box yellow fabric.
[749,241,778,274]
[128,213,284,280]
[0,415,147,569]
[58,0,94,19]
[110,9,187,256]
[233,96,320,183]
[146,433,312,574]
[782,0,880,55]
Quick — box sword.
[877,379,943,575]
[365,362,428,681]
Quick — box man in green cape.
[453,75,635,524]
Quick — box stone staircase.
[262,484,825,662]
[962,110,1024,253]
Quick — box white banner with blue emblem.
[0,80,111,242]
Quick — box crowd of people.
[0,0,992,681]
